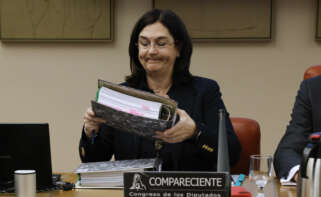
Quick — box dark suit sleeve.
[198,82,241,166]
[79,124,115,162]
[185,81,241,167]
[274,80,312,178]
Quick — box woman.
[79,9,241,171]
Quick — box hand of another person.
[155,109,196,143]
[83,108,106,138]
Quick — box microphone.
[217,109,230,173]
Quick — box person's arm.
[79,124,115,162]
[280,165,299,184]
[79,108,115,162]
[274,80,312,179]
[192,83,241,166]
[155,80,241,168]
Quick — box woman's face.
[137,22,180,78]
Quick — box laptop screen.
[0,123,53,190]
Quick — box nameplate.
[124,171,230,197]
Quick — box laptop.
[0,123,57,192]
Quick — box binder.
[91,79,177,139]
[73,158,156,188]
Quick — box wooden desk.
[242,178,296,197]
[0,173,296,197]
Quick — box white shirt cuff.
[280,165,299,186]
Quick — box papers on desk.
[74,180,124,189]
[73,158,156,188]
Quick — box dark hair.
[126,9,193,87]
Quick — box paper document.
[97,87,162,119]
[73,158,156,188]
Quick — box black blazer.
[274,75,321,178]
[79,76,241,171]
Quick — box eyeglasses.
[137,39,174,50]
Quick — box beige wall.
[1,0,321,172]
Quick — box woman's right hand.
[83,108,106,138]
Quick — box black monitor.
[0,123,54,191]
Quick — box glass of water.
[249,154,273,191]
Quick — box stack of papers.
[73,158,156,188]
[97,86,162,120]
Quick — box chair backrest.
[303,65,321,80]
[230,117,261,174]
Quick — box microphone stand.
[217,109,231,197]
[217,109,230,172]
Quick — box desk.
[242,178,296,197]
[0,173,296,197]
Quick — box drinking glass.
[249,154,273,192]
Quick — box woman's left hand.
[155,109,196,143]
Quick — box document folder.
[91,79,177,139]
